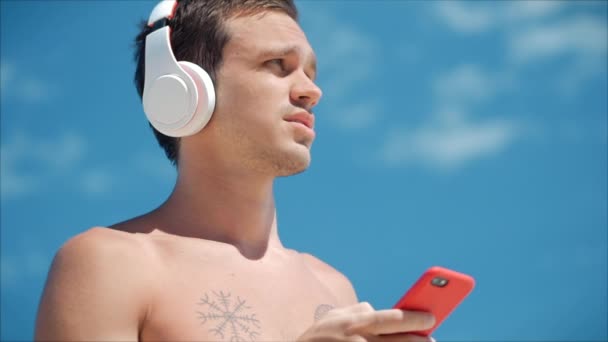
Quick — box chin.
[275,146,311,177]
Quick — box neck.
[152,155,282,259]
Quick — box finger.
[325,302,374,321]
[349,302,375,313]
[377,333,435,342]
[347,309,435,335]
[356,333,433,342]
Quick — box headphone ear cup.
[176,61,216,136]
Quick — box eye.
[265,58,287,74]
[305,71,316,82]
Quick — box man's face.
[204,11,322,176]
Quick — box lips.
[284,112,315,130]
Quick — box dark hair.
[133,0,298,166]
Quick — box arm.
[35,228,153,341]
[298,254,435,341]
[298,303,435,342]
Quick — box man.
[35,0,435,340]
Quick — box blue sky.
[1,0,607,340]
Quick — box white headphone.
[143,0,216,137]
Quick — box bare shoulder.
[51,226,159,290]
[65,225,143,244]
[35,226,156,340]
[300,252,358,305]
[57,226,156,267]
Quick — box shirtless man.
[35,0,436,340]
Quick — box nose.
[290,72,323,110]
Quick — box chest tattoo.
[196,291,261,341]
[314,304,335,321]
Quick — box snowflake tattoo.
[314,304,335,321]
[196,291,261,342]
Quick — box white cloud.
[0,61,55,103]
[0,131,179,200]
[434,1,495,34]
[0,131,87,199]
[320,26,376,72]
[81,169,115,195]
[432,1,607,67]
[425,7,605,171]
[300,5,380,130]
[0,161,38,197]
[505,1,566,21]
[433,1,606,92]
[509,15,608,64]
[1,250,51,290]
[380,109,521,170]
[321,63,372,101]
[131,151,176,181]
[557,55,607,95]
[317,25,377,100]
[328,101,381,131]
[433,64,497,106]
[1,134,40,198]
[19,78,53,102]
[376,60,522,171]
[36,133,87,170]
[435,1,604,39]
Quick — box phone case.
[392,266,475,336]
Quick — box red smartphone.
[393,266,475,336]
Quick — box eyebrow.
[258,44,317,79]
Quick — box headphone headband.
[148,0,177,26]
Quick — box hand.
[297,302,436,342]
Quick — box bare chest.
[140,252,340,341]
